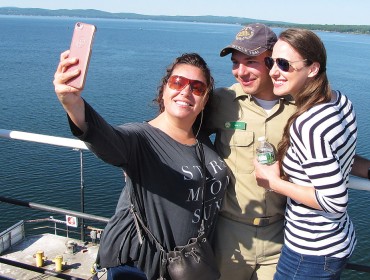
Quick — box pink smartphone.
[66,22,96,90]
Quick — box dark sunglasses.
[167,75,207,96]
[264,57,307,72]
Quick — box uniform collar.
[230,83,295,104]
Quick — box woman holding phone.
[53,51,229,280]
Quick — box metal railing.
[0,129,88,150]
[0,195,108,246]
[1,128,370,277]
[0,129,91,241]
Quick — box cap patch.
[236,27,254,40]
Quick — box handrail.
[0,128,90,240]
[348,175,370,191]
[0,196,109,223]
[0,129,88,150]
[0,257,86,280]
[1,128,370,276]
[1,128,370,191]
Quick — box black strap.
[196,141,206,233]
[130,141,207,247]
[129,141,207,279]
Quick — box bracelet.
[368,168,370,180]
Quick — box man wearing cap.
[205,23,370,280]
[203,23,295,279]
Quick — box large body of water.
[0,16,369,279]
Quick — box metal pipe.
[346,262,370,273]
[0,257,85,280]
[0,128,95,241]
[0,129,88,150]
[0,196,109,223]
[80,149,85,242]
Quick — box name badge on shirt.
[224,121,246,130]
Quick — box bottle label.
[257,152,275,165]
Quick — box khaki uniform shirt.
[204,83,296,224]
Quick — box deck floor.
[0,233,107,280]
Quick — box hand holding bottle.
[254,158,280,191]
[255,136,279,191]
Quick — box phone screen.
[66,22,96,90]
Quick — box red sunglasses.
[167,75,207,96]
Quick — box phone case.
[66,22,96,90]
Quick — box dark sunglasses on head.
[264,57,307,72]
[167,75,207,96]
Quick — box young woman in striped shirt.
[254,28,357,280]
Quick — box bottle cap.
[258,136,266,142]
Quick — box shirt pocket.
[219,129,255,174]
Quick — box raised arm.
[53,50,87,132]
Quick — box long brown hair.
[277,29,332,163]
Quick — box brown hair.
[277,28,332,164]
[153,53,214,113]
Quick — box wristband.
[368,168,370,180]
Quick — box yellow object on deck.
[34,250,47,267]
[53,255,66,272]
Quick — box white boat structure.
[0,129,369,279]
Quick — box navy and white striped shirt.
[282,90,357,258]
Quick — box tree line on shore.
[1,7,369,35]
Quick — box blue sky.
[1,0,369,25]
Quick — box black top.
[70,101,230,280]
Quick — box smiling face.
[269,39,319,99]
[162,63,208,125]
[231,50,276,100]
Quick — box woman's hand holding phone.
[53,22,96,132]
[66,22,96,90]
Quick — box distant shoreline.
[1,7,369,35]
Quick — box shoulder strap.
[196,141,206,234]
[129,201,167,279]
[129,141,207,279]
[129,140,207,246]
[130,204,164,251]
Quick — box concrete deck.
[0,233,107,280]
